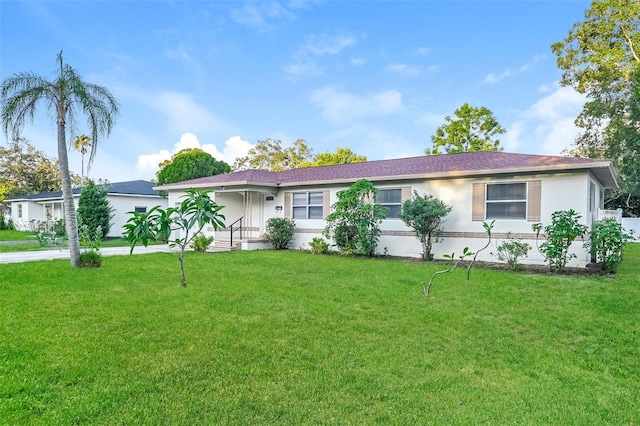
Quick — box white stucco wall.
[108,195,167,238]
[278,172,597,268]
[164,169,604,268]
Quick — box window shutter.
[472,183,485,221]
[284,192,291,219]
[401,186,412,203]
[527,180,541,222]
[323,190,330,219]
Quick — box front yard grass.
[0,230,37,241]
[1,245,639,424]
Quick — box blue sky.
[1,0,591,182]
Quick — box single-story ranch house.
[5,180,167,238]
[156,151,619,268]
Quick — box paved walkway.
[0,245,174,264]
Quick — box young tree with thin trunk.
[1,51,119,267]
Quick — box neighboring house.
[5,180,167,238]
[156,152,618,268]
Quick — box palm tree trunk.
[58,112,81,267]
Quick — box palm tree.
[73,134,91,186]
[1,51,119,267]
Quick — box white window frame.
[292,192,323,219]
[485,182,527,220]
[375,188,402,219]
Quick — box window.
[375,189,402,219]
[292,192,323,219]
[485,183,527,219]
[589,182,596,212]
[134,206,147,213]
[17,204,23,219]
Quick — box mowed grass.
[0,236,154,253]
[0,230,37,241]
[1,246,639,425]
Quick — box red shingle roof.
[155,152,617,190]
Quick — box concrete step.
[207,238,242,252]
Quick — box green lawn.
[0,236,152,253]
[0,230,37,241]
[1,246,639,424]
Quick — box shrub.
[586,219,632,273]
[400,191,452,261]
[77,180,113,241]
[309,237,329,254]
[494,234,531,270]
[53,219,66,237]
[191,233,214,252]
[0,210,7,230]
[532,209,588,272]
[265,217,296,250]
[324,179,387,256]
[79,250,102,267]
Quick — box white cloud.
[505,85,586,155]
[305,33,357,56]
[283,30,362,80]
[282,61,325,79]
[483,68,514,84]
[415,47,431,57]
[310,86,404,124]
[135,133,253,175]
[350,57,366,66]
[483,53,547,84]
[230,2,295,31]
[384,63,437,76]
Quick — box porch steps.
[207,238,242,253]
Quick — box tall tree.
[73,134,91,186]
[232,138,312,171]
[426,103,505,155]
[300,147,367,168]
[77,179,113,241]
[156,148,230,189]
[604,67,640,215]
[1,51,119,267]
[0,137,80,201]
[552,0,640,213]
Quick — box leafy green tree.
[300,147,367,168]
[324,179,387,256]
[233,138,312,171]
[0,137,80,201]
[552,0,639,101]
[123,189,225,287]
[552,0,640,213]
[1,51,119,267]
[156,148,230,191]
[400,191,452,261]
[426,103,505,155]
[77,180,113,241]
[603,68,640,215]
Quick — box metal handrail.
[230,216,243,247]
